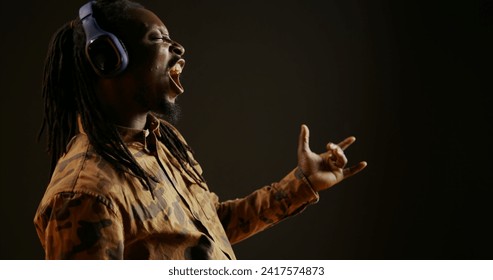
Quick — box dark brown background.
[1,0,492,259]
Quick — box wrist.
[295,166,314,189]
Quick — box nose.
[171,41,185,56]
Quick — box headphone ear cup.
[86,35,128,76]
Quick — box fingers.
[329,136,356,151]
[325,137,366,176]
[299,128,363,174]
[343,161,367,179]
[298,124,311,157]
[326,143,347,168]
[324,136,356,169]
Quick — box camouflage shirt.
[34,114,319,259]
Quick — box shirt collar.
[77,114,162,153]
[116,114,161,145]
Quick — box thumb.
[298,124,311,157]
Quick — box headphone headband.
[79,1,129,77]
[79,1,93,21]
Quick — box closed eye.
[151,36,169,41]
[149,33,172,43]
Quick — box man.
[34,0,367,259]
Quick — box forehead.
[123,7,169,35]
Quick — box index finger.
[336,136,356,151]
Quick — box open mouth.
[169,59,185,94]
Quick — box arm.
[34,192,124,259]
[215,125,367,244]
[216,168,319,244]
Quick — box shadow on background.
[1,0,492,259]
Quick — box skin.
[97,7,367,191]
[298,125,367,192]
[96,7,185,130]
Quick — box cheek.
[147,69,172,99]
[131,45,168,70]
[148,51,170,80]
[126,46,172,94]
[150,46,169,68]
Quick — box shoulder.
[39,133,124,210]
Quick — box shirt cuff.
[294,167,320,203]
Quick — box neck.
[96,78,148,130]
[97,95,148,130]
[114,112,148,130]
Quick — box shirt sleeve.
[214,168,320,245]
[34,191,124,259]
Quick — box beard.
[135,88,182,125]
[154,97,181,125]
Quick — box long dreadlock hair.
[39,0,205,195]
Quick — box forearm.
[217,168,319,244]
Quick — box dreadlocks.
[39,0,205,196]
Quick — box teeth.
[170,64,182,75]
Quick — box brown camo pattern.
[34,115,319,259]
